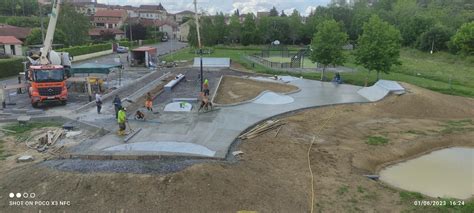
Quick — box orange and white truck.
[26,0,71,107]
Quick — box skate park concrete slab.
[279,75,301,83]
[164,102,193,112]
[67,78,388,159]
[103,141,216,157]
[193,57,230,68]
[252,91,295,105]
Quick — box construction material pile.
[239,120,286,140]
[26,128,65,153]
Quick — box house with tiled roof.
[138,4,167,20]
[92,9,128,29]
[0,36,23,56]
[0,24,32,42]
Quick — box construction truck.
[26,0,71,107]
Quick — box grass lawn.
[164,46,474,98]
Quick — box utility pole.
[193,0,203,92]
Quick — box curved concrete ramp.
[103,141,216,157]
[357,80,405,102]
[253,91,295,105]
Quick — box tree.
[228,15,241,43]
[269,6,279,16]
[241,13,257,45]
[187,22,198,47]
[25,28,66,45]
[98,30,116,42]
[288,9,303,44]
[280,10,287,17]
[233,9,240,17]
[398,15,433,46]
[201,16,217,46]
[355,15,401,85]
[213,13,228,44]
[57,3,90,46]
[416,25,453,52]
[310,19,348,80]
[451,22,474,55]
[125,23,147,41]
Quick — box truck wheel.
[32,102,39,108]
[61,101,67,105]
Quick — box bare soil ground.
[0,83,473,212]
[213,75,299,105]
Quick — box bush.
[416,25,453,52]
[0,58,25,79]
[57,43,111,57]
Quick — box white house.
[0,36,22,56]
[178,21,192,42]
[138,4,167,20]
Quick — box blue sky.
[97,0,331,16]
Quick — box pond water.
[379,147,474,199]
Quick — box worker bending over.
[198,91,213,112]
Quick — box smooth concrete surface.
[252,91,295,105]
[164,102,193,112]
[193,57,231,68]
[71,77,373,159]
[358,80,405,101]
[104,141,216,157]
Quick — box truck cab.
[28,65,67,107]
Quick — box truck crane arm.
[39,0,61,65]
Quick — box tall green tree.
[56,3,90,46]
[241,13,257,46]
[228,15,241,43]
[288,9,303,44]
[451,22,474,55]
[269,6,279,16]
[416,25,453,52]
[310,19,348,80]
[201,16,217,46]
[26,28,66,45]
[214,13,228,44]
[355,15,401,84]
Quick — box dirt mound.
[213,75,299,105]
[372,83,474,119]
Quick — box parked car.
[116,46,128,53]
[161,36,168,42]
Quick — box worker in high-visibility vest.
[117,107,127,136]
[203,79,210,96]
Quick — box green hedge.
[57,43,111,57]
[0,58,24,79]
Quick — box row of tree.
[310,15,401,84]
[17,3,92,47]
[188,0,473,55]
